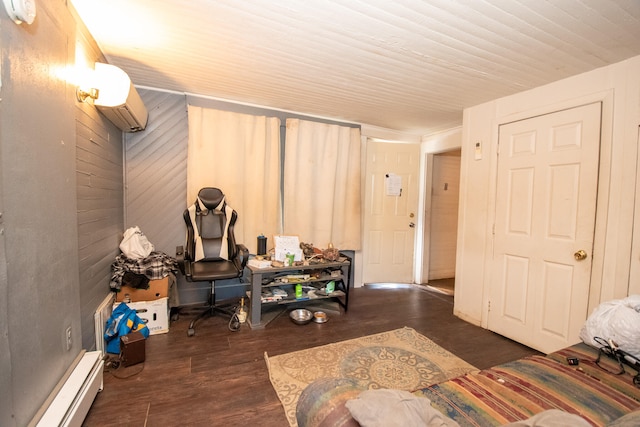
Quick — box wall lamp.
[75,63,130,106]
[75,62,149,132]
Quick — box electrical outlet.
[65,326,72,351]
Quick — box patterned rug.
[264,326,477,427]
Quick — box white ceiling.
[71,0,640,136]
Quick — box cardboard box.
[114,297,169,335]
[115,276,169,302]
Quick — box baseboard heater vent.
[31,350,104,427]
[94,293,115,356]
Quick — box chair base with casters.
[176,244,248,336]
[176,187,249,337]
[186,280,238,336]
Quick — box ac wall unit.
[93,63,148,132]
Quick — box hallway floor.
[424,277,455,295]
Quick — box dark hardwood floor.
[83,285,540,426]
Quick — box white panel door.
[363,141,420,283]
[488,102,601,354]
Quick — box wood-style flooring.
[83,285,541,426]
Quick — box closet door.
[488,102,601,354]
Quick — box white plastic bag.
[579,295,640,358]
[119,226,154,259]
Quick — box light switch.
[474,140,482,160]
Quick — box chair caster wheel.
[171,312,179,321]
[187,328,195,337]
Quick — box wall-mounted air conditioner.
[93,63,148,132]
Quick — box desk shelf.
[246,254,351,328]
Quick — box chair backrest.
[184,188,238,262]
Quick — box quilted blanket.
[414,343,640,427]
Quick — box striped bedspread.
[414,343,640,427]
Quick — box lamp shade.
[93,63,133,108]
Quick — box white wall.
[454,55,640,327]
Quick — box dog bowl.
[289,308,313,325]
[313,311,328,323]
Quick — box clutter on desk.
[247,237,348,269]
[257,234,268,255]
[247,257,272,269]
[274,235,304,262]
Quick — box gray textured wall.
[0,2,124,425]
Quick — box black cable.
[228,312,240,332]
[104,353,145,379]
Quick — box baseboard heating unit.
[30,350,104,427]
[94,293,115,357]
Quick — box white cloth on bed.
[346,389,460,427]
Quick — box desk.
[246,254,351,329]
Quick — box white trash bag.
[579,294,640,358]
[119,226,154,259]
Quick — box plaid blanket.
[110,251,179,291]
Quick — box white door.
[363,140,420,283]
[488,102,601,354]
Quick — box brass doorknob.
[574,250,587,261]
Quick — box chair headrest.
[198,188,225,211]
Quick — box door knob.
[574,250,587,261]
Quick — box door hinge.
[487,300,491,312]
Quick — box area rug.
[264,326,477,427]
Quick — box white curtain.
[283,118,361,250]
[187,106,282,253]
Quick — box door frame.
[480,91,616,328]
[419,128,463,284]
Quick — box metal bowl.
[313,311,328,323]
[289,308,313,325]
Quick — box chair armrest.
[236,244,249,269]
[175,245,186,275]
